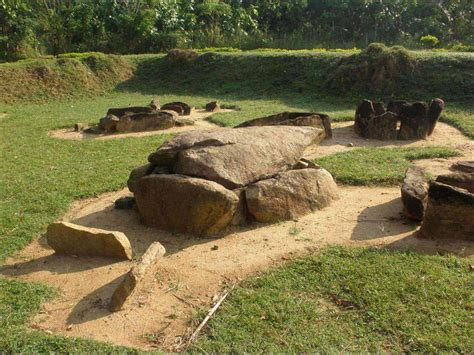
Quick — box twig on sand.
[186,286,234,348]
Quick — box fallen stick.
[186,287,233,347]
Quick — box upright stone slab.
[246,168,339,223]
[401,166,429,221]
[47,222,132,260]
[427,98,445,135]
[419,182,474,241]
[436,173,474,193]
[354,99,376,137]
[398,102,431,140]
[134,175,239,235]
[366,112,398,140]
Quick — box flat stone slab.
[47,222,132,260]
[148,126,325,189]
[109,242,166,312]
[451,161,474,174]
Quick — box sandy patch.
[48,109,234,141]
[2,184,472,350]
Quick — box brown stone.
[354,100,376,137]
[205,101,220,112]
[401,166,428,221]
[99,114,120,132]
[127,163,154,193]
[235,112,332,138]
[450,161,474,174]
[149,98,160,110]
[427,98,445,135]
[115,111,177,132]
[47,222,132,260]
[398,102,430,140]
[161,102,191,116]
[109,242,166,312]
[246,168,339,223]
[387,100,408,115]
[74,123,84,132]
[419,182,474,241]
[436,173,474,193]
[107,106,156,117]
[148,126,325,189]
[366,112,398,140]
[134,175,239,236]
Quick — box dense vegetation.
[2,0,473,61]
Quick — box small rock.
[211,245,219,251]
[66,325,73,331]
[47,222,132,260]
[74,123,84,132]
[114,196,136,210]
[347,142,354,147]
[205,101,220,112]
[149,98,160,110]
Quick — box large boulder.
[134,175,239,236]
[245,167,339,223]
[47,222,132,260]
[115,111,178,132]
[99,114,120,132]
[398,102,430,140]
[401,166,429,221]
[366,112,398,140]
[436,173,474,193]
[451,160,474,174]
[427,98,445,135]
[161,102,191,116]
[205,101,220,112]
[235,112,332,138]
[419,182,474,241]
[354,100,376,136]
[107,106,156,117]
[148,126,325,189]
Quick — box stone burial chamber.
[126,125,338,236]
[401,161,474,241]
[84,99,219,134]
[354,98,445,140]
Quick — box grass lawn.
[0,51,473,351]
[315,146,460,185]
[194,247,473,353]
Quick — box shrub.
[165,49,199,66]
[420,35,439,48]
[450,43,474,52]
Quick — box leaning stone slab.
[109,242,166,312]
[419,182,474,241]
[134,174,239,235]
[401,166,429,221]
[47,222,132,260]
[148,126,324,189]
[246,168,339,223]
[436,173,474,193]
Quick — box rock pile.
[355,98,444,140]
[401,161,474,241]
[91,100,197,134]
[127,125,338,236]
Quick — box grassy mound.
[0,53,133,104]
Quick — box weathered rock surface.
[109,242,166,312]
[451,161,474,174]
[419,181,474,241]
[127,163,154,193]
[401,166,429,221]
[148,126,325,189]
[354,99,376,136]
[205,101,220,112]
[236,112,332,138]
[161,102,191,115]
[134,175,239,235]
[387,100,408,115]
[436,173,474,193]
[398,102,430,140]
[115,111,178,132]
[47,222,132,260]
[366,112,398,140]
[246,168,339,223]
[107,106,156,117]
[99,114,120,131]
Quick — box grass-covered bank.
[194,247,473,353]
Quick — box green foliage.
[315,147,460,185]
[420,35,440,48]
[194,247,474,352]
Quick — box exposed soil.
[2,119,473,351]
[48,109,234,141]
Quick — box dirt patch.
[2,184,472,350]
[305,121,472,159]
[48,109,234,140]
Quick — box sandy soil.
[48,109,234,141]
[2,119,473,351]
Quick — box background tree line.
[1,0,473,61]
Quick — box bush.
[450,43,474,52]
[420,35,439,48]
[165,49,199,66]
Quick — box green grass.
[315,146,460,186]
[194,247,474,353]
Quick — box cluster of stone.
[126,118,337,236]
[401,161,473,241]
[355,98,445,140]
